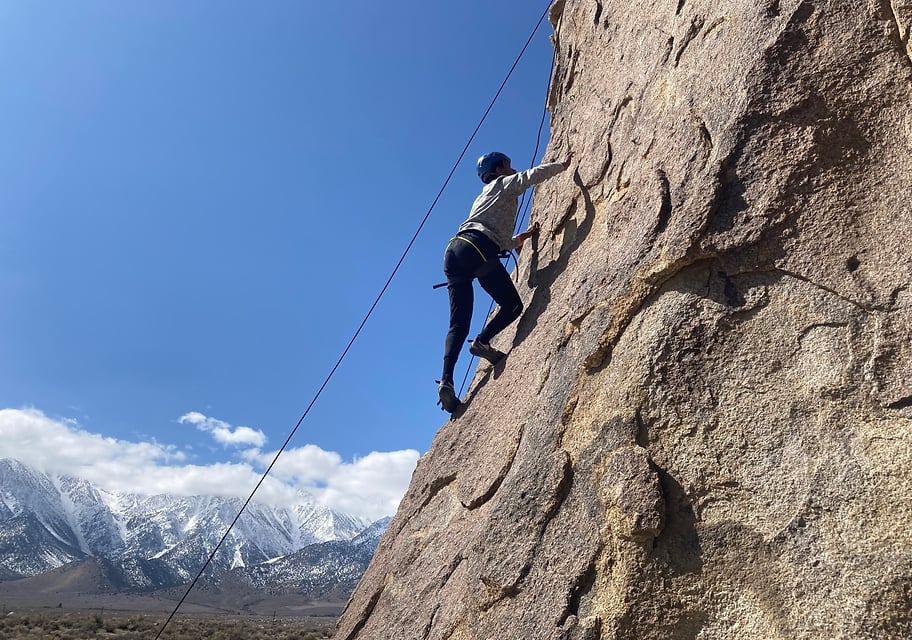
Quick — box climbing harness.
[452,233,488,261]
[432,233,501,289]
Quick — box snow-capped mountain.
[236,517,392,599]
[0,458,381,592]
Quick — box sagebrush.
[0,609,333,639]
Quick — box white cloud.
[243,444,343,483]
[0,408,418,521]
[247,446,419,521]
[312,450,420,519]
[178,411,267,448]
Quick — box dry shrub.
[0,609,333,639]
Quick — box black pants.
[441,229,523,381]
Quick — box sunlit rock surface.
[335,1,912,638]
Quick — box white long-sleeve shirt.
[456,161,566,251]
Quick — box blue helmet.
[477,152,511,183]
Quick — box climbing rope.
[154,3,554,638]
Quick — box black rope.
[515,92,552,235]
[154,3,553,638]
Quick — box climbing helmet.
[477,152,511,183]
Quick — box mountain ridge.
[0,457,385,600]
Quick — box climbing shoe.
[469,339,505,365]
[437,380,460,413]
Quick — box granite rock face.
[335,1,912,638]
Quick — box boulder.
[335,1,912,638]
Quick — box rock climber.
[437,150,573,413]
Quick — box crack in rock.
[654,169,672,235]
[460,424,525,510]
[420,474,457,511]
[888,0,912,66]
[340,577,387,640]
[674,15,707,66]
[477,451,574,604]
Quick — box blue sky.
[0,1,556,520]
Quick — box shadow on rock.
[514,170,593,349]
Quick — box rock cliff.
[335,1,912,638]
